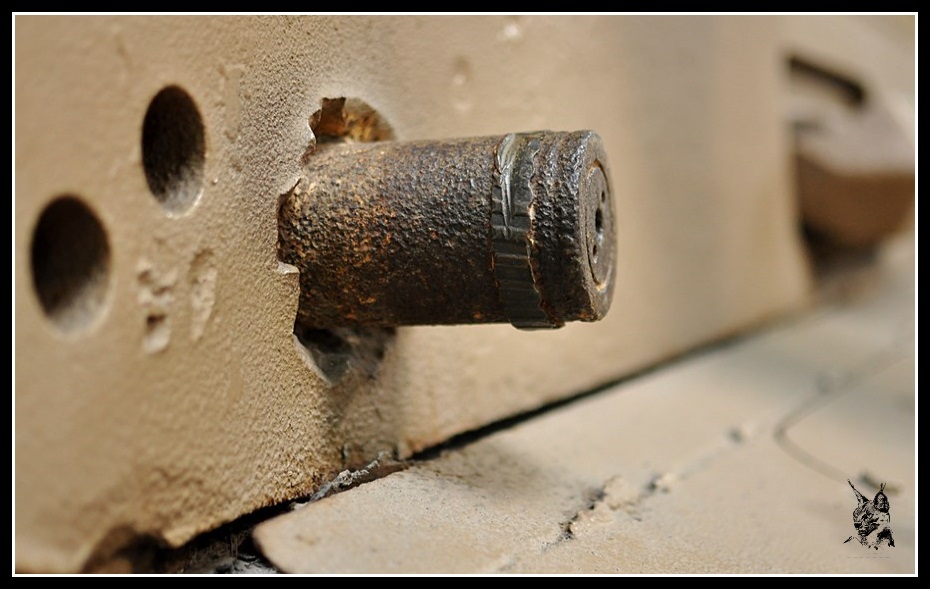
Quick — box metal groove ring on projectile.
[491,133,552,329]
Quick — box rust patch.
[310,97,394,145]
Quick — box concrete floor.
[160,232,915,575]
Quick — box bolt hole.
[142,86,205,214]
[30,196,111,333]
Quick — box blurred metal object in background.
[789,56,915,249]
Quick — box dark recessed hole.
[295,327,353,381]
[592,201,606,263]
[142,86,206,214]
[30,196,111,333]
[295,324,394,383]
[297,327,352,356]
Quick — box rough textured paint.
[11,15,860,571]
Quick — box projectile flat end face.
[580,134,616,320]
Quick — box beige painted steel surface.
[16,15,912,571]
[254,233,915,574]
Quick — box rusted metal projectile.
[278,131,615,329]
